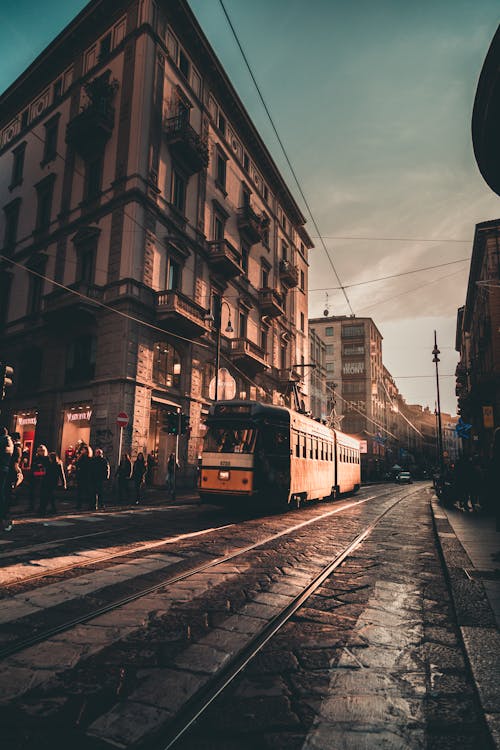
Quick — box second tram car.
[199,400,360,508]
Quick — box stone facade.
[0,0,312,483]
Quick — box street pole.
[432,330,444,472]
[214,321,221,402]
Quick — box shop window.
[65,334,96,384]
[42,115,59,165]
[18,348,42,393]
[10,142,26,188]
[153,342,181,388]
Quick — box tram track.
[0,490,400,661]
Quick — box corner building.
[0,0,312,482]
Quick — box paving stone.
[128,668,205,712]
[219,614,264,635]
[173,643,232,674]
[303,723,425,749]
[239,601,282,620]
[0,666,53,702]
[200,628,249,653]
[86,700,171,748]
[461,626,500,713]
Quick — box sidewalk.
[431,496,500,748]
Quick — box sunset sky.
[1,0,499,413]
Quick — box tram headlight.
[218,469,230,481]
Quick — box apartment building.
[0,0,312,482]
[308,327,327,420]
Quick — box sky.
[1,0,499,414]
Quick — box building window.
[18,347,42,393]
[325,326,333,336]
[166,256,180,290]
[53,79,63,103]
[280,344,287,370]
[0,270,13,329]
[326,362,335,373]
[261,328,268,354]
[326,344,334,355]
[217,111,226,136]
[98,32,111,62]
[3,199,21,253]
[42,115,59,164]
[300,269,305,290]
[213,211,225,241]
[84,155,103,201]
[78,247,95,285]
[300,311,305,332]
[10,142,26,188]
[35,175,55,232]
[153,342,181,388]
[281,240,288,260]
[262,221,269,247]
[239,310,247,339]
[241,240,249,274]
[261,265,269,289]
[342,324,364,338]
[179,48,190,78]
[28,273,43,316]
[21,110,29,129]
[172,169,186,213]
[65,334,97,384]
[216,151,227,193]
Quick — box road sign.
[116,412,129,428]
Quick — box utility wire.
[310,257,469,292]
[217,0,354,316]
[310,235,471,243]
[356,267,466,314]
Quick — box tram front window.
[205,427,256,454]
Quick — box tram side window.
[295,432,300,458]
[320,442,324,460]
[302,435,306,458]
[314,439,318,460]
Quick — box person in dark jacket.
[0,427,14,532]
[7,432,23,507]
[75,444,93,509]
[132,452,147,504]
[30,444,49,512]
[39,453,66,515]
[115,454,132,503]
[91,448,110,510]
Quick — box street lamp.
[206,297,233,401]
[432,330,444,471]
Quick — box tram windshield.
[205,426,257,454]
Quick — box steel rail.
[0,492,392,660]
[159,490,416,749]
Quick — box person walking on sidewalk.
[40,452,66,515]
[7,432,23,508]
[132,452,147,505]
[30,444,49,512]
[115,453,132,504]
[75,444,93,509]
[166,452,180,497]
[0,427,14,532]
[91,448,110,510]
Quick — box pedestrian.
[0,426,14,532]
[132,452,147,504]
[40,452,66,515]
[166,452,179,495]
[115,453,132,503]
[146,452,156,486]
[7,432,23,507]
[75,444,93,509]
[91,448,110,510]
[30,444,49,512]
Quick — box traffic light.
[0,363,14,400]
[180,414,190,435]
[161,411,179,435]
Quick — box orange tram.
[199,400,361,509]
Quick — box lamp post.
[432,330,444,471]
[212,297,233,401]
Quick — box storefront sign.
[483,405,494,429]
[17,416,37,426]
[66,409,92,423]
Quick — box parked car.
[395,471,412,484]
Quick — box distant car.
[395,471,412,484]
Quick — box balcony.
[258,287,284,318]
[43,282,103,326]
[279,259,299,289]
[237,203,263,245]
[155,289,210,338]
[66,103,115,159]
[163,115,209,175]
[206,239,243,279]
[230,337,268,373]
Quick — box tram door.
[255,424,290,502]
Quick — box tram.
[199,400,361,508]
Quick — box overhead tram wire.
[310,235,471,243]
[310,257,469,292]
[217,0,355,316]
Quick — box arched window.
[153,342,181,387]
